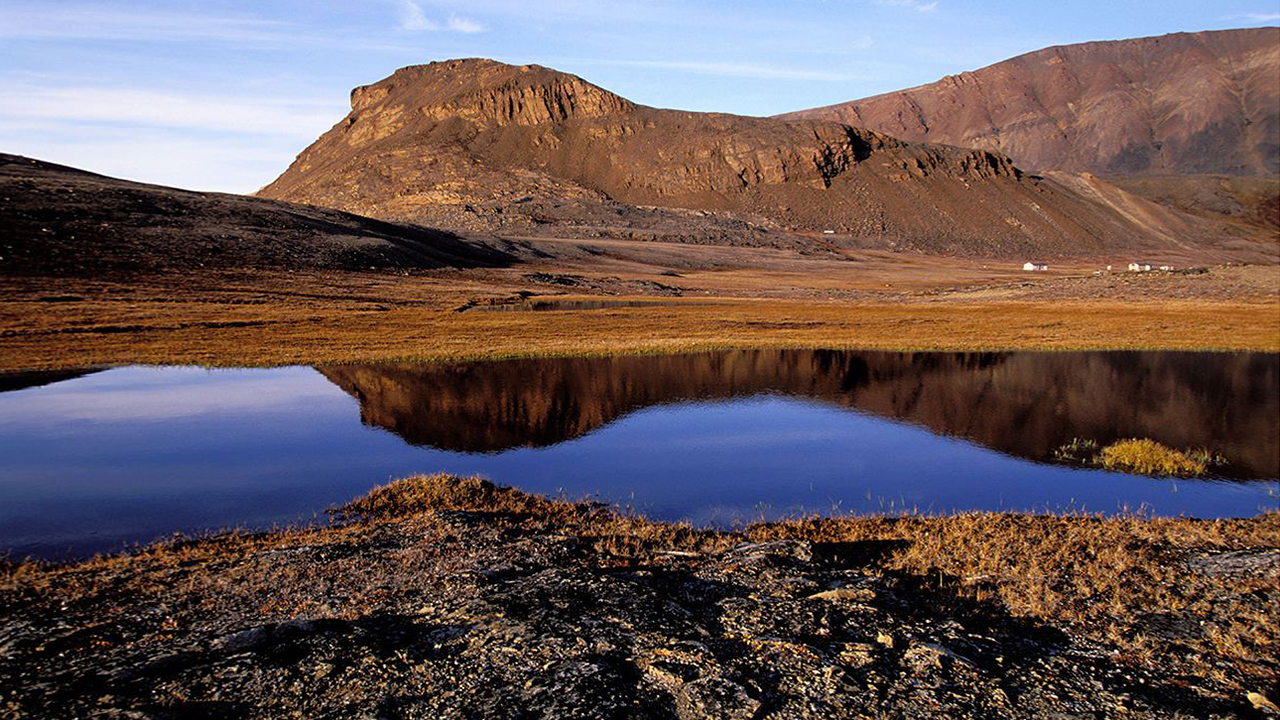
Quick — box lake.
[1,350,1276,559]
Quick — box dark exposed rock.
[1188,548,1280,579]
[2,505,1272,719]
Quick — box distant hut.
[1128,262,1153,272]
[1023,261,1049,271]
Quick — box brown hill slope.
[780,28,1280,177]
[260,59,1238,258]
[0,154,519,277]
[1102,174,1280,234]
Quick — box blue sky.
[2,0,1277,193]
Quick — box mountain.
[259,59,1236,258]
[780,28,1280,178]
[0,154,518,277]
[317,350,1279,479]
[1102,174,1279,234]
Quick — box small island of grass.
[1055,437,1226,477]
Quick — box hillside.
[259,59,1238,258]
[1102,174,1279,234]
[0,154,519,277]
[780,28,1280,178]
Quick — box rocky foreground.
[2,475,1277,719]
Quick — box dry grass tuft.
[337,474,733,559]
[1097,438,1211,476]
[336,473,590,520]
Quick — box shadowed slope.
[0,369,101,394]
[0,154,520,277]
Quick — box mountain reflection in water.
[319,350,1279,479]
[2,350,1276,558]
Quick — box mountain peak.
[348,58,634,127]
[260,57,1246,258]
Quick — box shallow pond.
[1,350,1276,559]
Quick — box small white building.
[1159,264,1174,271]
[1023,261,1049,271]
[1128,262,1153,272]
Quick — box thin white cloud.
[0,3,291,43]
[1,85,339,139]
[1221,12,1280,21]
[0,129,307,193]
[397,0,440,30]
[447,14,486,33]
[395,0,486,32]
[874,0,940,12]
[0,2,477,48]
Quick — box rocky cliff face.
[260,59,1230,257]
[780,29,1280,178]
[357,62,636,128]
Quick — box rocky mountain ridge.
[260,59,1236,258]
[780,28,1280,178]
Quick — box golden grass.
[751,509,1280,691]
[338,473,557,519]
[1055,437,1224,477]
[1,269,1276,371]
[1097,438,1210,476]
[339,473,732,558]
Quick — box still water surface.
[1,350,1276,559]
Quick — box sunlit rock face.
[259,59,1224,257]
